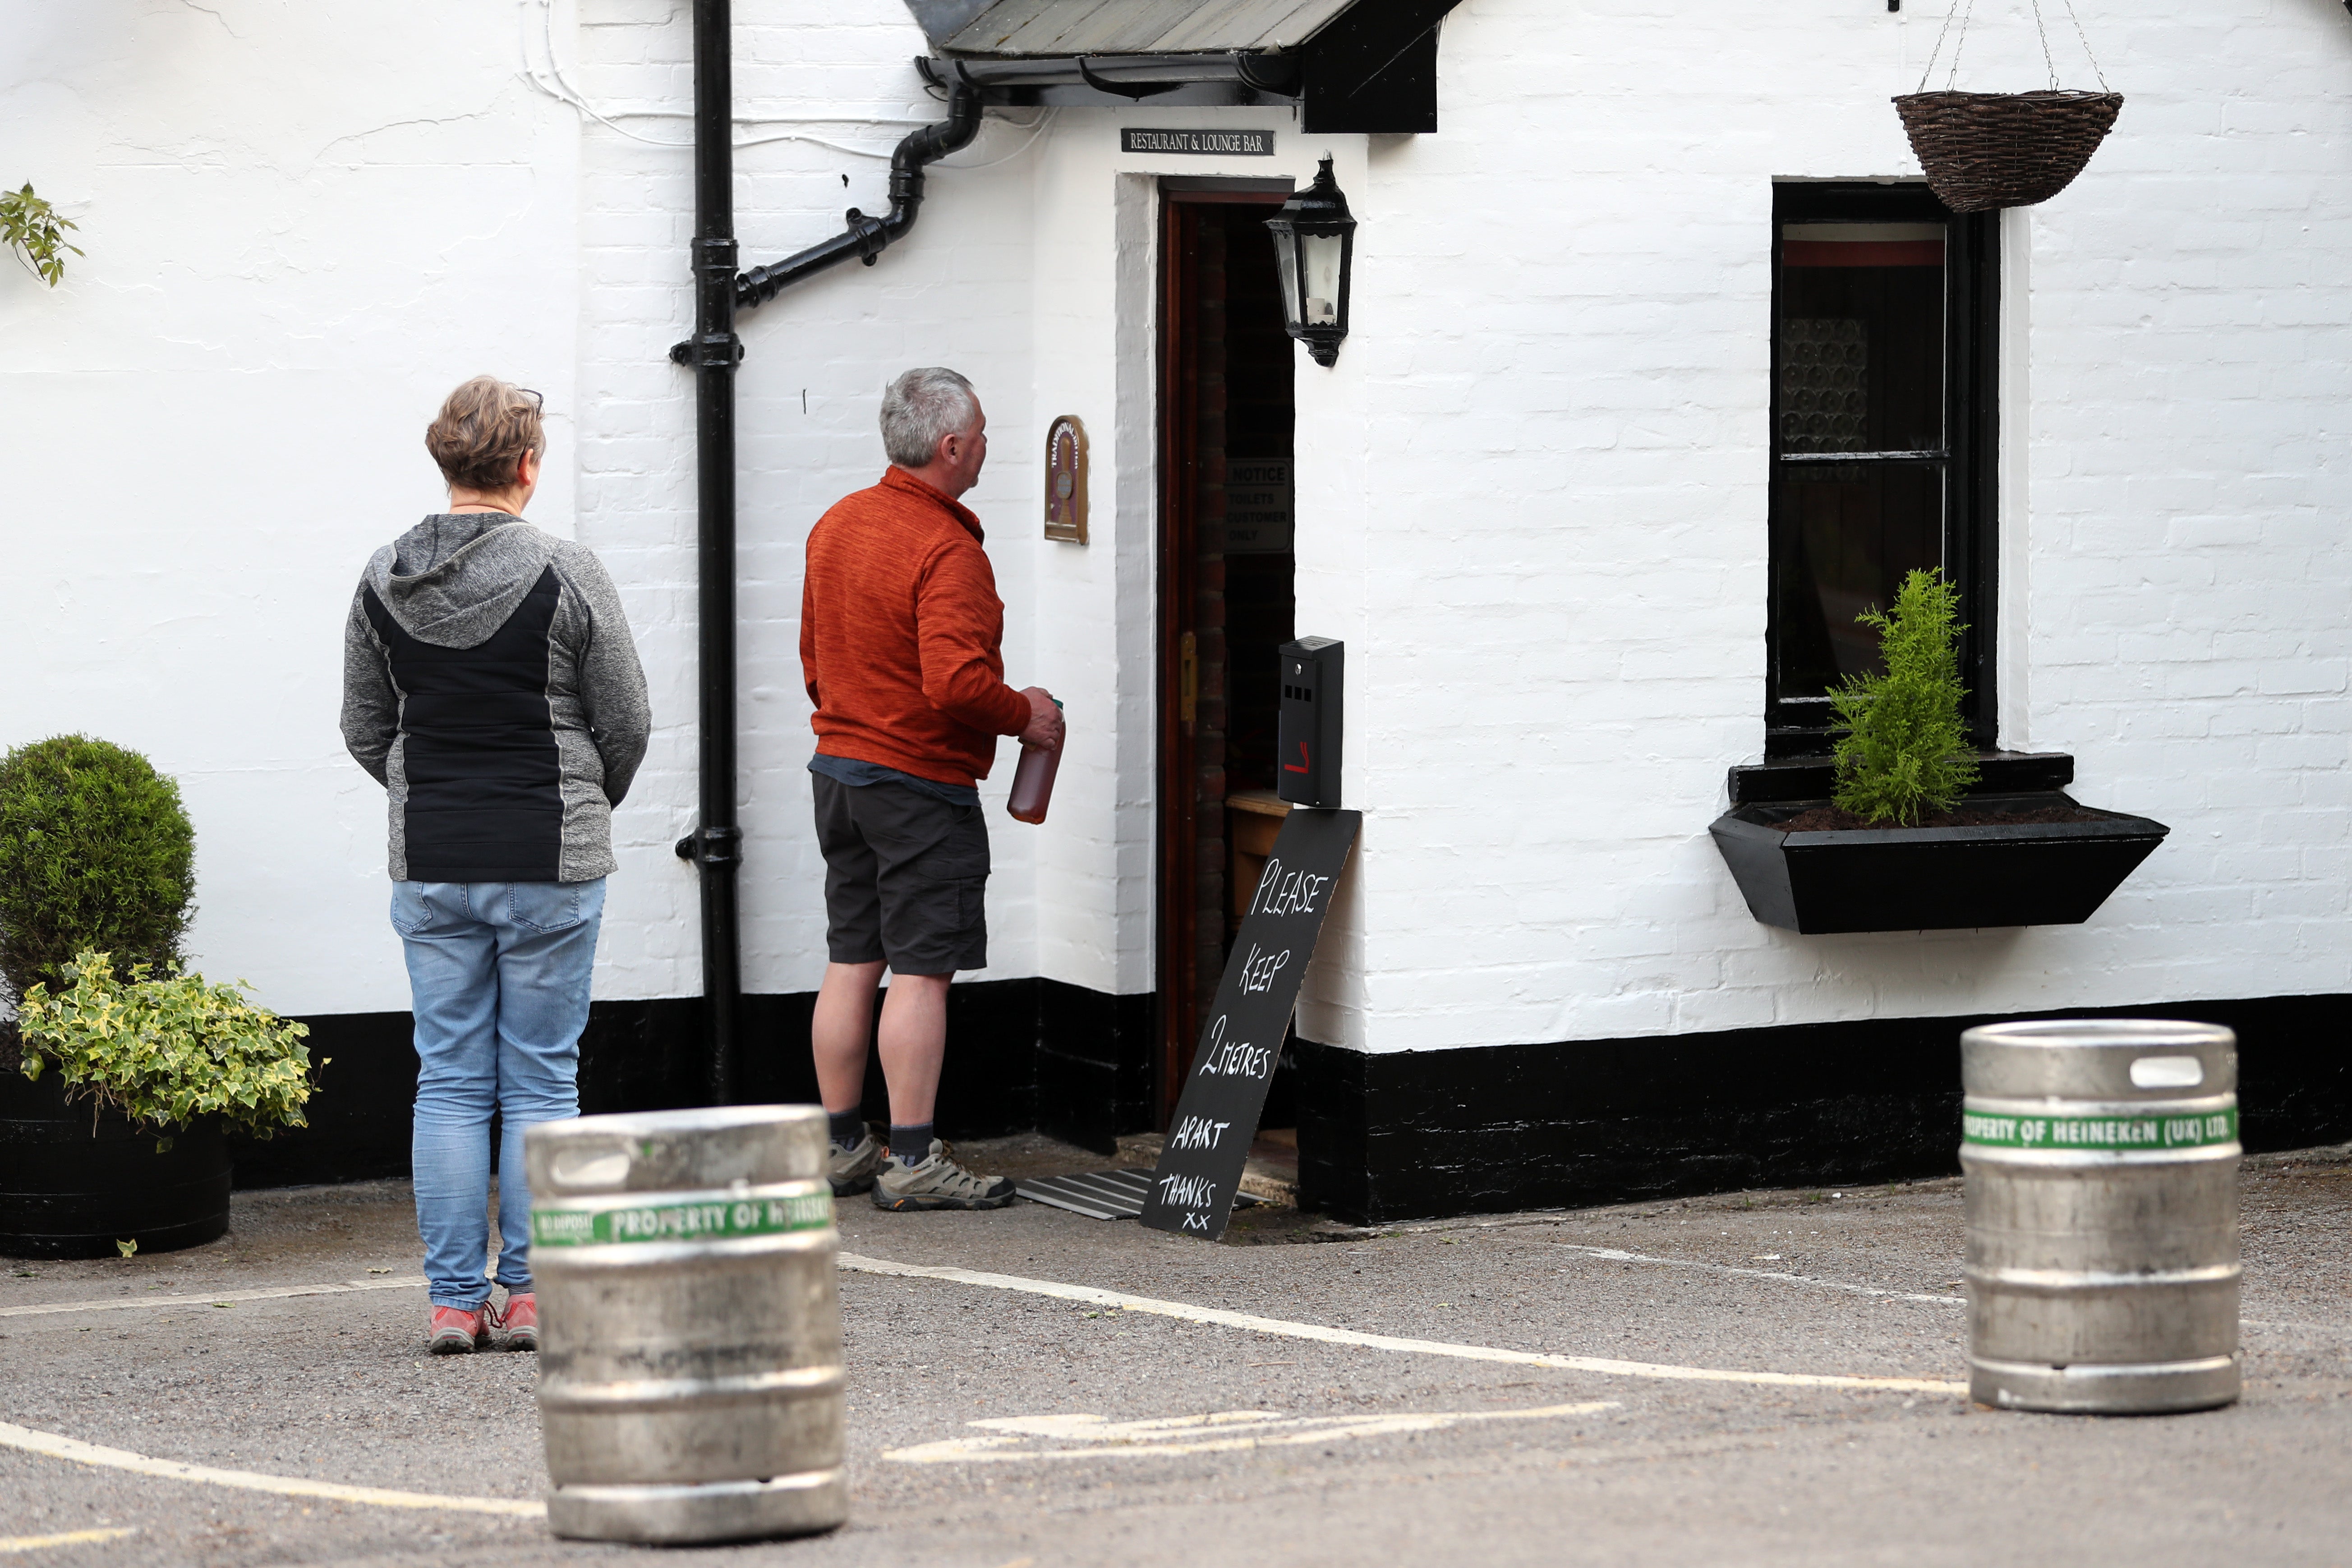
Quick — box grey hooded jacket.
[341,515,650,883]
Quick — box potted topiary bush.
[1710,570,2168,934]
[0,736,318,1257]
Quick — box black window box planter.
[1709,791,2169,934]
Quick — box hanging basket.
[1893,90,2123,213]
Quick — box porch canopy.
[904,0,1464,132]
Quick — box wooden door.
[1156,185,1295,1125]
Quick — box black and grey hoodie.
[341,514,650,884]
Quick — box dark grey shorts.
[812,773,990,975]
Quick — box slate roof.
[942,0,1361,57]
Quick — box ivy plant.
[2,184,82,287]
[17,951,322,1148]
[1829,567,1981,825]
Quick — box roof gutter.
[923,51,1300,96]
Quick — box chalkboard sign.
[1141,807,1362,1240]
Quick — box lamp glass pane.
[1300,233,1344,326]
[1272,235,1303,331]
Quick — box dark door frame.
[1155,179,1292,1127]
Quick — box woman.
[340,377,650,1353]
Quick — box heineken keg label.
[1962,1108,2238,1151]
[532,1190,833,1247]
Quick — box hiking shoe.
[428,1305,491,1356]
[829,1131,884,1196]
[492,1292,538,1353]
[871,1140,1017,1211]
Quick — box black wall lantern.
[1266,155,1355,367]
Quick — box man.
[801,367,1063,1210]
[343,376,649,1352]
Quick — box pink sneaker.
[428,1304,490,1355]
[492,1292,538,1352]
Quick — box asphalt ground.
[2,1140,2348,1567]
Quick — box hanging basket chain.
[2029,0,2059,91]
[1910,0,1985,96]
[2059,0,2113,92]
[1919,0,2110,95]
[1915,0,1966,94]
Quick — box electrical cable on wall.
[930,108,1059,169]
[519,0,1051,165]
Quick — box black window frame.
[1766,181,2001,758]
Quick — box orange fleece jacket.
[801,467,1031,789]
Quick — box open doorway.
[1156,181,1296,1151]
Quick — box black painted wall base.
[241,984,2350,1228]
[1291,993,2352,1224]
[239,978,1155,1188]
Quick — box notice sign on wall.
[1121,128,1275,156]
[1224,459,1293,553]
[1141,807,1362,1241]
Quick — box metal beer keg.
[1960,1019,2240,1414]
[525,1106,846,1542]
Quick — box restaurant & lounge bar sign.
[1121,128,1275,156]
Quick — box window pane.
[1772,464,1943,700]
[1779,223,1944,454]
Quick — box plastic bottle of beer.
[1007,700,1064,825]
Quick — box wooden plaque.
[1044,414,1087,543]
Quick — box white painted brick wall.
[0,0,581,1016]
[5,0,2346,1059]
[1291,0,2352,1051]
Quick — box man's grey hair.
[880,367,979,468]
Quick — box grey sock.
[888,1122,934,1163]
[827,1108,865,1151]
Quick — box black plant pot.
[1709,791,2169,935]
[0,1062,231,1259]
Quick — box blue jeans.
[392,879,605,1309]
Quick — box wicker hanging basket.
[1893,90,2123,213]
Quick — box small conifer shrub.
[1829,568,1982,826]
[0,736,196,1003]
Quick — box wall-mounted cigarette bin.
[1276,636,1343,809]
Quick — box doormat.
[1014,1170,1261,1222]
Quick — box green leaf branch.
[2,184,83,287]
[16,951,323,1145]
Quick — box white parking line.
[1546,1243,1968,1305]
[0,1278,425,1320]
[837,1253,1967,1395]
[0,1529,138,1554]
[885,1400,1620,1463]
[0,1422,544,1518]
[1534,1244,2347,1334]
[10,1261,2331,1340]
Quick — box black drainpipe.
[670,0,981,1104]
